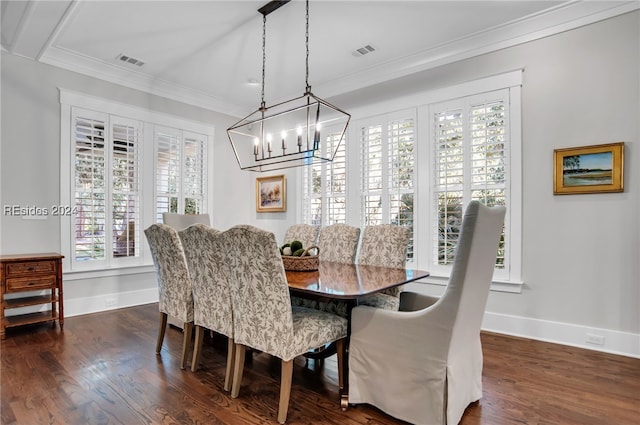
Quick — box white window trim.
[59,88,214,277]
[422,75,523,292]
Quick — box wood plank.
[1,303,639,425]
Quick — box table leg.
[340,299,357,410]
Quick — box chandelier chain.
[305,0,310,92]
[261,13,266,108]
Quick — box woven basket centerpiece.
[281,246,319,272]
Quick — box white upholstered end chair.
[348,201,506,425]
[144,223,194,370]
[357,224,410,311]
[179,224,235,391]
[222,225,347,424]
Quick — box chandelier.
[227,0,350,172]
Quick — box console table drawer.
[6,275,57,292]
[6,260,56,276]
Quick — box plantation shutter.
[111,118,140,259]
[183,132,207,214]
[302,129,347,225]
[360,112,416,263]
[74,112,107,263]
[326,132,347,224]
[72,110,141,265]
[155,127,208,222]
[155,127,181,222]
[432,89,509,270]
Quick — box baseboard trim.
[482,311,640,359]
[64,288,159,317]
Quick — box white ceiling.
[2,1,638,117]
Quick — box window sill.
[63,264,155,281]
[414,275,523,294]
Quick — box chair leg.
[180,321,193,370]
[224,337,236,392]
[336,338,345,391]
[231,344,246,398]
[278,359,294,424]
[191,325,205,372]
[156,312,168,354]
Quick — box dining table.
[285,260,430,408]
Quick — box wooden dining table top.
[285,261,429,300]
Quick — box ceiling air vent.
[116,53,145,67]
[352,44,376,57]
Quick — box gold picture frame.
[256,175,286,212]
[553,142,624,195]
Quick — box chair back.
[179,224,233,337]
[222,225,294,357]
[440,201,506,354]
[162,213,211,230]
[317,223,361,264]
[144,223,193,323]
[283,224,319,249]
[357,224,409,269]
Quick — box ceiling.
[2,1,638,117]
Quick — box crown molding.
[40,46,247,117]
[312,1,640,99]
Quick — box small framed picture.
[256,175,286,212]
[553,142,624,195]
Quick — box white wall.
[2,11,638,356]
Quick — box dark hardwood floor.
[1,303,639,424]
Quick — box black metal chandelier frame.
[226,0,350,172]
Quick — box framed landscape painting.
[553,142,624,195]
[256,175,286,212]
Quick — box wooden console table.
[0,253,64,339]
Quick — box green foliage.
[292,248,305,257]
[290,240,303,252]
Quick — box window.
[360,111,416,262]
[302,131,347,225]
[298,71,522,289]
[429,89,514,281]
[155,127,207,223]
[60,90,212,273]
[72,109,141,265]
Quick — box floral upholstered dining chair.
[317,223,361,264]
[179,224,235,391]
[144,223,194,370]
[222,225,347,424]
[313,223,361,317]
[282,224,319,249]
[357,224,410,311]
